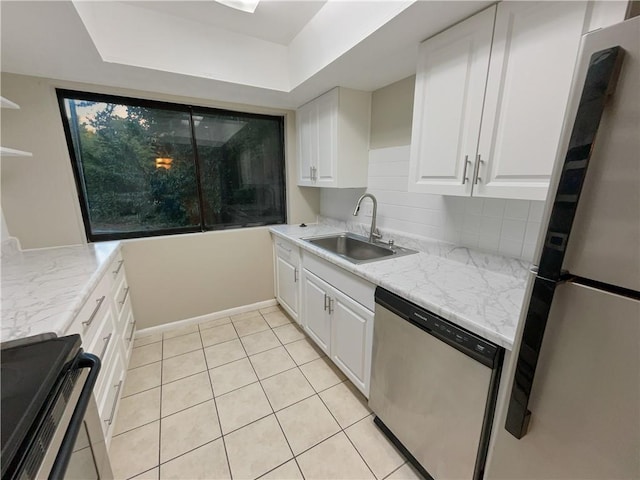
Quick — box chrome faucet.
[353,193,382,243]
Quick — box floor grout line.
[224,316,273,478]
[156,437,221,469]
[198,324,233,479]
[157,330,164,476]
[231,315,306,479]
[117,306,396,480]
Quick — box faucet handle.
[371,228,382,239]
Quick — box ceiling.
[0,1,492,109]
[123,1,327,45]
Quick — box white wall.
[122,227,275,330]
[1,72,320,328]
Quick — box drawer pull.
[119,286,130,305]
[328,297,334,315]
[105,380,123,426]
[127,320,137,343]
[99,333,113,359]
[294,268,298,283]
[82,296,106,328]
[112,260,124,276]
[324,293,329,311]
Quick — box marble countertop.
[1,241,121,342]
[270,224,530,349]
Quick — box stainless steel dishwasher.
[369,287,503,480]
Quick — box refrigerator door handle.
[505,45,625,440]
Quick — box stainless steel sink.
[303,232,418,264]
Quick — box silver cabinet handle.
[127,320,137,343]
[474,154,485,184]
[324,293,329,311]
[112,260,124,276]
[105,380,123,426]
[462,155,471,184]
[311,166,317,181]
[82,296,106,328]
[294,267,298,283]
[310,166,313,180]
[328,297,334,314]
[99,333,113,359]
[119,286,130,305]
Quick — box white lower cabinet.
[299,252,375,397]
[99,351,126,446]
[274,238,301,325]
[301,270,332,354]
[330,289,374,396]
[65,248,134,445]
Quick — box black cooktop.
[0,334,81,478]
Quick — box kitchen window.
[57,90,286,241]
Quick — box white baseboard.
[135,298,278,338]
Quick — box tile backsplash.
[319,145,545,262]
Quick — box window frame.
[56,89,287,242]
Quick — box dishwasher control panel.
[376,287,501,368]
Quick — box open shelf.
[1,96,32,157]
[1,97,20,109]
[0,146,33,157]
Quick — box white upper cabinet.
[296,87,371,188]
[409,5,495,196]
[409,2,589,201]
[474,1,588,200]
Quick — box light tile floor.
[110,305,422,480]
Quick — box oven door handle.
[48,352,101,480]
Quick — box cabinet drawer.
[85,306,117,402]
[67,272,112,347]
[108,252,125,291]
[303,252,375,311]
[122,307,137,362]
[112,274,130,319]
[114,284,132,338]
[275,238,299,265]
[99,352,126,442]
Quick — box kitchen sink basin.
[303,233,418,264]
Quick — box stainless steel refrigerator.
[486,15,639,480]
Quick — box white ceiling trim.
[1,1,491,109]
[287,0,414,88]
[72,1,290,91]
[72,0,415,92]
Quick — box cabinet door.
[330,290,374,397]
[302,270,331,354]
[315,88,338,187]
[474,1,588,200]
[276,255,299,322]
[408,6,495,196]
[297,102,317,186]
